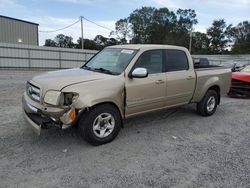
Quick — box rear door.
[165,49,196,106]
[125,49,167,116]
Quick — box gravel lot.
[0,70,250,188]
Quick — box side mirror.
[130,68,148,78]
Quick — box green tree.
[44,34,75,48]
[129,7,156,43]
[106,38,119,46]
[93,35,119,47]
[176,9,197,31]
[44,39,57,47]
[191,32,210,54]
[94,35,108,46]
[54,34,75,48]
[113,18,131,44]
[76,38,102,50]
[207,19,232,53]
[174,9,198,48]
[231,21,250,54]
[149,7,177,44]
[128,7,198,48]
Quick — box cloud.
[208,0,250,8]
[148,0,193,9]
[149,0,250,10]
[0,0,25,10]
[194,24,207,33]
[26,16,115,45]
[2,0,249,46]
[49,0,104,5]
[148,0,182,8]
[0,0,15,7]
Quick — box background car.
[229,65,250,98]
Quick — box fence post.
[28,49,31,69]
[59,51,62,69]
[85,51,87,64]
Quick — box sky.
[0,0,249,45]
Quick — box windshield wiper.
[82,65,117,75]
[81,65,92,70]
[93,67,117,75]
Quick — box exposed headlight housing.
[44,91,62,106]
[64,93,79,106]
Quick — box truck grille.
[26,82,41,102]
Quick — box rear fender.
[193,76,221,102]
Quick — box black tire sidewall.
[79,104,121,145]
[197,90,218,116]
[203,90,218,116]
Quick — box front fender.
[61,75,125,118]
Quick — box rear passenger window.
[166,50,189,72]
[134,50,163,74]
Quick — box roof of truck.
[107,44,188,51]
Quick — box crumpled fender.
[61,75,125,118]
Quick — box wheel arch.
[207,85,221,104]
[87,101,124,127]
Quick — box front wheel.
[78,104,121,146]
[197,90,218,116]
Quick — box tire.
[78,104,121,146]
[196,90,218,116]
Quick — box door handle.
[186,76,195,80]
[155,80,165,84]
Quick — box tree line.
[44,34,120,50]
[44,6,250,54]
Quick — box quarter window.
[134,50,163,74]
[166,50,189,72]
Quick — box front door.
[125,50,167,117]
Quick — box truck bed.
[194,64,222,69]
[191,66,232,103]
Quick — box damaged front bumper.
[228,79,250,99]
[22,93,81,135]
[23,108,42,135]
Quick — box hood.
[232,72,250,83]
[31,68,112,91]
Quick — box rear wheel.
[197,90,218,116]
[78,104,121,146]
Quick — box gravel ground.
[0,70,250,188]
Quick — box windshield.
[83,48,137,75]
[241,66,250,73]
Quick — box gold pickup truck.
[22,45,231,145]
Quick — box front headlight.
[44,91,79,106]
[44,91,62,105]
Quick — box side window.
[166,50,189,72]
[134,50,163,74]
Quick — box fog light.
[60,107,76,125]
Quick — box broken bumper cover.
[23,109,42,135]
[22,94,79,135]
